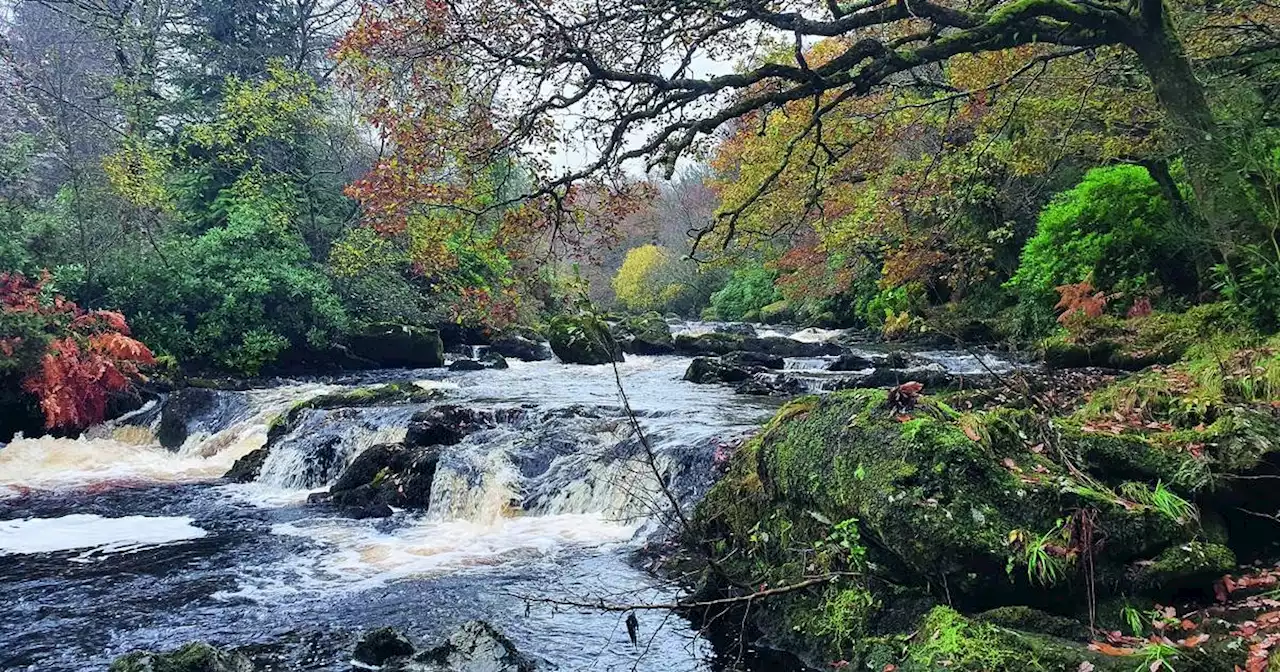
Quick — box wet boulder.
[347,323,445,368]
[547,313,623,365]
[721,350,785,370]
[827,353,876,371]
[481,352,509,370]
[223,447,269,483]
[684,357,753,384]
[310,442,440,517]
[672,332,745,356]
[489,333,551,362]
[384,621,540,672]
[405,405,524,448]
[612,313,674,355]
[354,628,416,668]
[109,642,253,672]
[448,358,486,372]
[157,388,249,450]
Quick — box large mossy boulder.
[348,323,445,368]
[692,370,1280,669]
[612,313,674,355]
[109,643,253,672]
[547,313,622,364]
[673,331,745,356]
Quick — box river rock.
[311,443,440,517]
[672,332,744,356]
[157,388,249,450]
[611,313,674,355]
[109,642,253,672]
[481,352,509,369]
[488,334,551,362]
[721,350,785,370]
[348,323,445,368]
[223,447,268,483]
[684,357,753,384]
[548,313,623,365]
[354,627,417,667]
[740,336,844,358]
[449,358,487,371]
[827,353,876,371]
[384,621,539,672]
[405,405,524,447]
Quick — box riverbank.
[680,321,1280,670]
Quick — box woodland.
[2,0,1280,669]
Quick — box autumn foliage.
[0,272,154,430]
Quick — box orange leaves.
[1055,280,1108,326]
[3,271,154,430]
[88,332,155,366]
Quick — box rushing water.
[0,328,1015,671]
[0,354,803,671]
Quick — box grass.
[1134,640,1179,672]
[1009,521,1072,587]
[1120,480,1198,525]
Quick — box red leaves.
[887,381,924,411]
[1128,296,1154,318]
[3,271,154,430]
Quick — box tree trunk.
[1124,2,1260,252]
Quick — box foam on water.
[217,513,638,601]
[0,435,256,495]
[0,514,206,556]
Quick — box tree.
[331,0,1274,255]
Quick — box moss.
[974,606,1091,640]
[794,585,879,656]
[1132,541,1236,594]
[905,606,1125,671]
[548,312,622,364]
[760,300,793,324]
[109,642,252,672]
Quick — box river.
[0,328,1012,671]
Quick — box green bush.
[709,262,780,321]
[1006,165,1185,334]
[102,175,348,374]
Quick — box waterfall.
[254,407,414,490]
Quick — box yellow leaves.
[102,137,173,211]
[612,244,673,312]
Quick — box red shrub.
[1,272,154,429]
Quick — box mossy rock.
[612,312,674,355]
[1130,541,1235,594]
[548,313,623,364]
[109,643,253,672]
[760,300,793,325]
[673,332,745,356]
[347,323,445,368]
